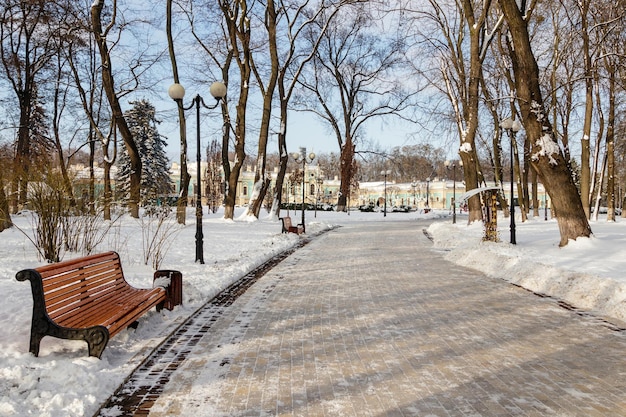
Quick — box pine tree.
[117,100,174,207]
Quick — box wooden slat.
[50,284,137,324]
[56,287,163,328]
[62,290,165,336]
[42,264,122,292]
[36,252,119,278]
[108,291,166,336]
[45,276,128,318]
[42,259,122,291]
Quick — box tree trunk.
[272,130,289,219]
[271,81,290,219]
[247,0,278,219]
[102,123,116,221]
[88,126,96,215]
[463,23,485,224]
[531,167,539,217]
[167,0,190,225]
[336,138,354,212]
[499,0,591,246]
[175,115,191,224]
[221,101,232,216]
[223,101,245,220]
[605,63,616,222]
[220,0,250,220]
[0,168,13,231]
[515,133,527,222]
[103,161,112,221]
[91,0,141,218]
[14,98,32,212]
[578,0,592,219]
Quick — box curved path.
[102,220,626,416]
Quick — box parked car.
[392,205,410,212]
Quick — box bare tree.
[64,0,123,220]
[49,30,79,209]
[217,0,250,220]
[245,0,279,218]
[576,0,594,219]
[91,0,142,218]
[498,0,591,246]
[595,1,625,222]
[242,0,355,219]
[270,0,358,218]
[405,0,504,223]
[167,0,191,224]
[0,0,57,213]
[298,4,412,212]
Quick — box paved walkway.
[148,221,626,416]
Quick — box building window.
[310,183,316,195]
[242,185,248,196]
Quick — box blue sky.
[157,98,431,163]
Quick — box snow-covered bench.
[16,251,182,358]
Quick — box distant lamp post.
[411,180,417,208]
[445,160,459,224]
[426,177,431,211]
[315,175,324,218]
[501,117,522,244]
[381,170,391,216]
[169,81,227,263]
[291,147,315,232]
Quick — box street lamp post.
[315,175,324,218]
[381,170,391,216]
[501,117,522,245]
[445,160,458,224]
[425,177,431,211]
[291,147,315,232]
[169,81,227,263]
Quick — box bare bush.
[62,206,123,255]
[139,205,182,269]
[26,181,69,262]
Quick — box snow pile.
[427,219,626,323]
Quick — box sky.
[3,208,624,416]
[157,98,428,165]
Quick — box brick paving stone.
[149,220,626,417]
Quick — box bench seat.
[16,251,181,358]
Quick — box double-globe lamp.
[292,148,315,233]
[168,81,227,264]
[444,159,462,224]
[381,170,391,217]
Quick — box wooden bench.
[280,216,303,234]
[16,251,182,358]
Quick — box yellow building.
[76,161,547,211]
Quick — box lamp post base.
[510,209,516,245]
[196,205,204,264]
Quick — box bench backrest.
[21,251,129,323]
[282,217,292,228]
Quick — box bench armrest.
[154,270,183,310]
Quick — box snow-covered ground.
[1,207,625,417]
